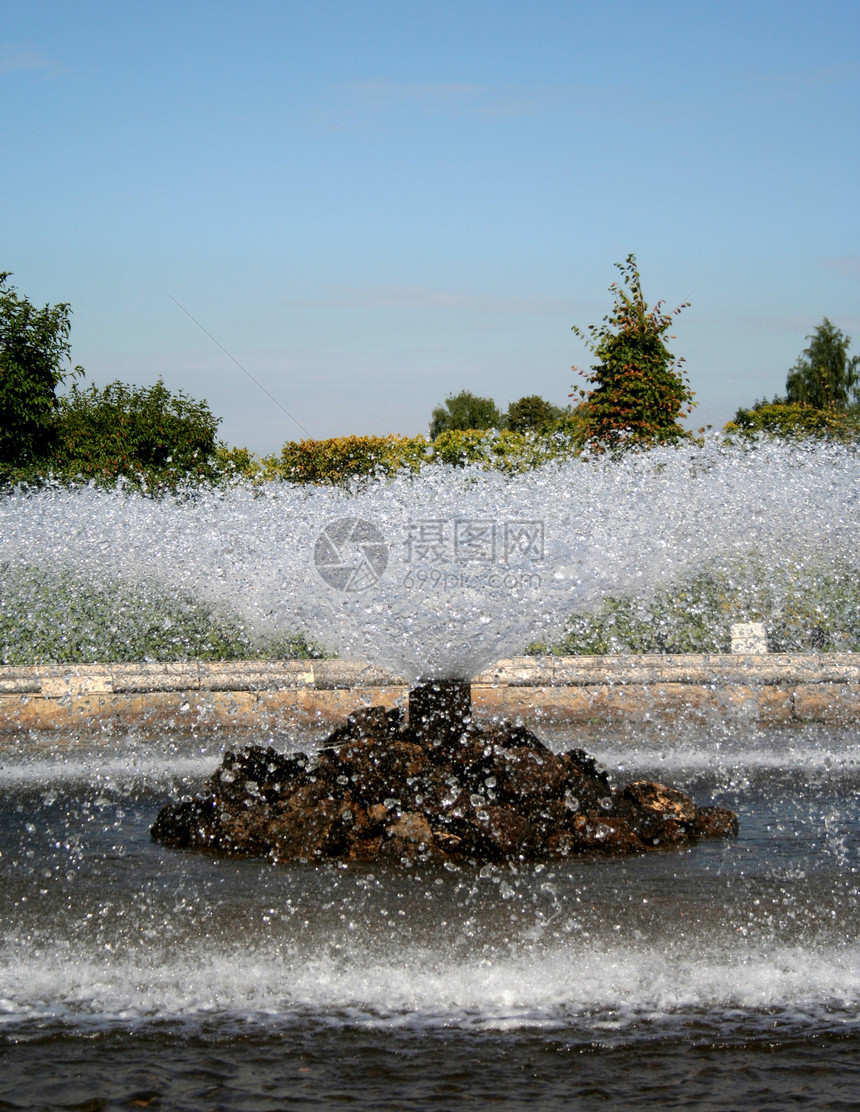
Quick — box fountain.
[1,437,860,1107]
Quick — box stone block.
[731,623,768,654]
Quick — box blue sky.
[3,0,859,453]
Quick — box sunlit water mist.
[1,438,859,677]
[1,724,859,1035]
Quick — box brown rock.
[150,796,220,849]
[551,814,645,856]
[694,805,740,838]
[490,746,568,804]
[151,704,739,866]
[210,746,309,806]
[385,811,434,845]
[268,799,350,862]
[621,781,699,824]
[346,835,383,861]
[467,805,537,859]
[366,802,388,825]
[336,738,431,803]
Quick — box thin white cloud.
[302,284,575,315]
[821,256,860,281]
[0,47,59,74]
[307,78,600,130]
[744,312,860,335]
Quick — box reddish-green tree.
[571,255,694,451]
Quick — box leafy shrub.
[49,378,221,490]
[430,428,533,470]
[278,434,430,485]
[725,402,860,443]
[266,420,590,485]
[0,273,82,470]
[0,562,325,665]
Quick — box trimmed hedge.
[724,402,860,443]
[531,557,860,656]
[214,420,591,487]
[0,562,325,665]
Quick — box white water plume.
[1,437,858,678]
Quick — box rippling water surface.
[2,720,859,1110]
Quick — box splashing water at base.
[1,721,860,1108]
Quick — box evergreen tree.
[572,255,694,451]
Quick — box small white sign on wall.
[730,622,768,654]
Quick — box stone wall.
[1,655,858,734]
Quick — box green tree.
[0,273,82,467]
[53,378,221,488]
[429,390,502,438]
[571,254,694,451]
[504,394,564,432]
[784,317,859,410]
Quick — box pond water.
[1,719,859,1110]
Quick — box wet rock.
[385,810,434,844]
[467,805,537,860]
[489,745,568,805]
[150,796,219,850]
[268,799,349,862]
[549,815,645,857]
[694,805,740,838]
[151,710,738,866]
[621,781,699,825]
[614,781,700,847]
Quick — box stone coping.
[2,654,859,697]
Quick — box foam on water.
[2,938,859,1035]
[2,437,858,677]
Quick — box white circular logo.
[314,517,389,592]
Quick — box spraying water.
[2,438,860,1107]
[1,437,858,675]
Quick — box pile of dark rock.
[151,699,737,866]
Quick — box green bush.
[0,562,326,665]
[430,428,532,470]
[277,434,431,485]
[50,378,221,489]
[266,421,590,485]
[725,401,860,443]
[532,556,860,656]
[0,273,82,471]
